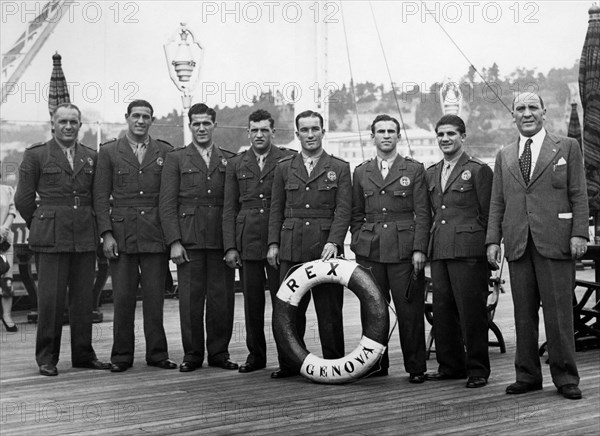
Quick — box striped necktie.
[64,147,74,169]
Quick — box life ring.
[272,258,389,384]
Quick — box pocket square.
[558,212,573,219]
[556,157,567,166]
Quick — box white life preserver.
[272,258,389,384]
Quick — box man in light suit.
[486,92,589,400]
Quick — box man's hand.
[0,225,9,242]
[570,236,588,260]
[412,251,426,273]
[224,249,242,269]
[487,244,501,270]
[267,244,280,268]
[102,232,119,259]
[170,240,190,265]
[321,242,338,261]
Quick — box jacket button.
[383,224,388,228]
[188,169,192,172]
[305,221,310,226]
[441,205,446,209]
[382,207,387,212]
[182,213,186,216]
[259,209,264,213]
[259,194,264,198]
[305,204,310,209]
[381,191,385,195]
[306,187,310,191]
[139,191,144,195]
[207,176,211,180]
[402,193,406,197]
[140,211,145,215]
[207,189,212,194]
[139,170,142,174]
[73,205,78,209]
[259,180,263,184]
[441,220,446,224]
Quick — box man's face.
[248,119,274,153]
[371,121,400,154]
[436,124,465,160]
[126,106,154,139]
[512,93,545,137]
[189,113,216,147]
[52,107,81,146]
[295,116,324,155]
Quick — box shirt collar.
[519,128,546,149]
[56,140,77,154]
[376,153,398,166]
[301,150,323,163]
[194,143,214,156]
[126,133,150,149]
[443,151,464,168]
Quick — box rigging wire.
[368,1,413,158]
[421,1,513,114]
[340,1,365,160]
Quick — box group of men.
[15,90,588,401]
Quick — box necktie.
[64,148,74,169]
[201,148,210,167]
[307,159,314,175]
[441,163,451,191]
[135,143,146,164]
[520,138,532,184]
[258,155,265,171]
[381,160,389,179]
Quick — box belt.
[285,208,334,218]
[365,213,414,222]
[178,199,224,207]
[241,199,270,209]
[113,197,159,207]
[39,196,91,206]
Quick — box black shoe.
[147,359,177,369]
[505,381,543,394]
[110,362,131,373]
[39,364,58,376]
[558,384,582,400]
[179,361,200,372]
[72,359,111,370]
[270,369,296,379]
[239,362,265,373]
[409,373,425,384]
[209,359,239,370]
[466,376,488,388]
[425,372,466,381]
[2,317,18,332]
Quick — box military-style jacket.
[268,151,351,263]
[93,136,172,254]
[223,146,296,260]
[15,139,98,253]
[426,152,493,260]
[159,143,236,250]
[350,155,430,263]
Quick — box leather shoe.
[147,359,177,369]
[73,359,111,370]
[506,381,543,394]
[179,361,200,372]
[270,369,296,379]
[466,376,488,388]
[425,372,466,381]
[409,373,425,384]
[558,384,582,400]
[209,359,239,370]
[39,364,58,376]
[239,362,265,373]
[110,362,131,373]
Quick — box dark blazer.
[15,139,98,253]
[268,151,351,262]
[486,132,589,261]
[351,156,430,263]
[94,137,172,253]
[159,143,236,250]
[223,146,296,260]
[426,152,493,259]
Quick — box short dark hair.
[370,114,401,134]
[295,110,323,130]
[249,109,274,128]
[511,93,545,111]
[188,103,216,123]
[52,103,81,121]
[127,99,154,116]
[435,114,466,135]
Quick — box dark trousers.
[430,258,491,378]
[109,252,169,365]
[277,261,345,372]
[241,259,279,367]
[508,237,579,387]
[178,249,235,365]
[357,258,426,374]
[35,252,97,366]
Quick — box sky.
[0,1,591,125]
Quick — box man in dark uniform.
[267,110,351,379]
[350,114,430,383]
[94,100,177,372]
[223,109,295,373]
[160,103,238,372]
[424,114,493,388]
[15,103,110,376]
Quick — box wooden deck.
[1,266,599,436]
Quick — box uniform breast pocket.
[352,222,375,258]
[285,182,299,202]
[454,223,485,258]
[181,167,200,189]
[42,167,62,185]
[551,164,567,189]
[237,171,255,192]
[29,209,56,246]
[449,184,474,208]
[393,190,413,210]
[115,168,130,188]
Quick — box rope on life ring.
[272,258,389,384]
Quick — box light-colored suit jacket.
[486,131,589,261]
